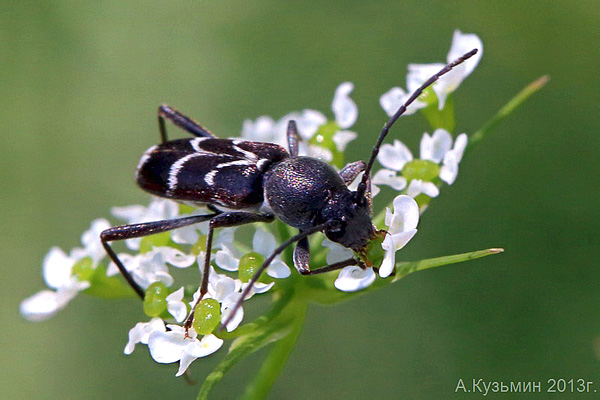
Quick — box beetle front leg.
[183,211,275,332]
[158,104,216,143]
[293,230,358,275]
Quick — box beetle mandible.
[100,49,478,330]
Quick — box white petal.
[266,258,291,279]
[307,145,333,162]
[241,115,276,142]
[171,225,199,245]
[80,219,111,263]
[452,133,468,163]
[209,272,238,301]
[439,151,459,185]
[166,287,187,322]
[214,227,236,249]
[407,62,455,109]
[447,30,483,78]
[221,292,245,331]
[372,169,407,191]
[322,238,354,264]
[186,334,224,358]
[379,86,425,117]
[176,352,198,377]
[379,236,396,278]
[334,266,376,292]
[332,130,357,152]
[42,247,75,289]
[378,140,413,171]
[406,179,439,198]
[20,290,62,321]
[295,110,327,140]
[253,227,276,257]
[124,318,166,355]
[111,204,147,222]
[387,195,420,234]
[332,82,358,129]
[215,245,240,272]
[148,330,188,364]
[420,129,452,163]
[157,247,196,268]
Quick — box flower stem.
[242,297,308,399]
[468,75,549,151]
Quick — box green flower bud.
[143,282,169,317]
[238,252,265,283]
[193,298,221,335]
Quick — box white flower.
[215,226,290,280]
[375,129,468,195]
[332,82,358,129]
[148,325,223,377]
[407,30,483,110]
[111,198,180,250]
[20,235,102,322]
[379,195,419,278]
[166,287,188,322]
[79,218,111,264]
[334,266,376,292]
[406,179,440,198]
[380,30,483,116]
[124,318,166,355]
[106,246,195,290]
[322,238,354,264]
[240,82,358,160]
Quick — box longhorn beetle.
[100,49,478,331]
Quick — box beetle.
[100,49,478,330]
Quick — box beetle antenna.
[357,48,479,196]
[219,220,336,331]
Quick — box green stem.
[197,289,300,399]
[468,75,549,152]
[242,298,308,399]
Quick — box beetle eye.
[327,219,343,233]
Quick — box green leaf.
[393,247,504,282]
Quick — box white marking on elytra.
[204,169,218,186]
[168,153,202,192]
[190,137,208,152]
[256,158,269,171]
[135,145,158,177]
[216,159,253,169]
[233,145,259,162]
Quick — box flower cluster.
[21,30,483,378]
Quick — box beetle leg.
[101,213,219,299]
[293,235,310,273]
[286,120,300,157]
[158,104,216,143]
[297,257,357,275]
[183,211,274,332]
[220,221,349,330]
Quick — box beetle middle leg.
[183,211,275,331]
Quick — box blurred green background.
[2,1,598,398]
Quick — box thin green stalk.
[468,75,549,151]
[242,298,308,399]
